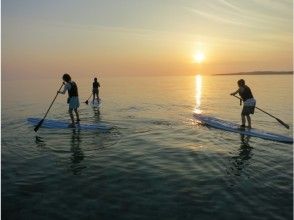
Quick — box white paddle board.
[90,99,102,108]
[193,113,293,144]
[27,117,112,131]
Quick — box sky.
[2,0,293,80]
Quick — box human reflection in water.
[93,106,101,122]
[229,134,253,177]
[70,129,85,175]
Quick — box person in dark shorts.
[58,73,80,127]
[92,77,100,104]
[230,79,256,129]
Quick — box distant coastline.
[214,71,293,76]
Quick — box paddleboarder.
[92,77,100,104]
[58,73,80,127]
[230,79,256,129]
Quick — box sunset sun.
[194,51,205,63]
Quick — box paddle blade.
[85,100,89,105]
[34,119,44,132]
[276,118,290,129]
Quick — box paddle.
[84,94,92,105]
[34,83,64,132]
[231,94,290,129]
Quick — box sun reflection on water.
[194,74,202,114]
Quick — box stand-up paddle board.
[27,117,112,131]
[90,99,102,108]
[193,113,293,144]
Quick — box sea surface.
[2,74,293,220]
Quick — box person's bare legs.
[246,115,251,128]
[92,92,95,104]
[69,108,75,127]
[74,109,80,123]
[241,114,246,127]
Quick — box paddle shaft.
[86,93,92,101]
[232,95,289,129]
[84,93,92,105]
[34,83,64,132]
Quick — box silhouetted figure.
[231,79,256,129]
[58,73,80,127]
[92,77,100,104]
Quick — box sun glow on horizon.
[193,51,205,63]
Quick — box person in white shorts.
[58,73,80,127]
[230,79,256,129]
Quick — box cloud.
[184,6,245,26]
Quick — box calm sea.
[2,74,293,220]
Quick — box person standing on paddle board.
[58,73,80,127]
[230,79,256,129]
[92,77,100,104]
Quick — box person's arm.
[58,83,69,94]
[230,89,239,96]
[98,82,100,87]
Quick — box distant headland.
[214,71,293,76]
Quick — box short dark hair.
[63,73,71,82]
[94,77,97,81]
[238,79,245,86]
